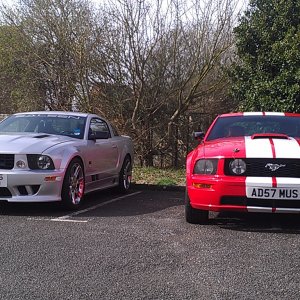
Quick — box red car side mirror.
[194,131,205,142]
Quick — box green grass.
[132,166,185,186]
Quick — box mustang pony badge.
[265,163,286,171]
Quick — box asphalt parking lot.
[1,187,300,300]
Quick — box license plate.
[0,174,7,187]
[247,187,300,199]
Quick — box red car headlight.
[193,159,218,175]
[229,159,247,175]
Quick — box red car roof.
[219,112,300,118]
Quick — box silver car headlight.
[193,159,218,175]
[37,155,53,170]
[27,154,55,170]
[229,159,246,175]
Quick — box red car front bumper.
[187,175,300,214]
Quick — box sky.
[1,0,249,11]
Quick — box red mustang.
[186,112,300,224]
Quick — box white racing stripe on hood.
[244,121,300,208]
[273,138,300,158]
[245,136,273,158]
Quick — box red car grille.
[224,158,300,177]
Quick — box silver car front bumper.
[0,170,65,202]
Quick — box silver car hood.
[0,133,74,154]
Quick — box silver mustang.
[0,111,133,209]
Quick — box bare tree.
[0,0,242,167]
[1,0,98,111]
[0,24,44,113]
[93,0,240,166]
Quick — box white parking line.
[28,217,89,223]
[50,191,142,222]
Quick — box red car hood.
[197,136,300,159]
[201,137,246,158]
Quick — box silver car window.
[89,118,111,137]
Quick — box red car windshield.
[206,115,300,141]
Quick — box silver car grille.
[0,154,14,170]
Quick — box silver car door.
[88,118,118,179]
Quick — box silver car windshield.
[0,114,87,139]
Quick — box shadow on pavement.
[78,189,184,217]
[0,188,184,218]
[210,211,300,234]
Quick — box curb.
[131,183,185,192]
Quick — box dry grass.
[132,166,185,186]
